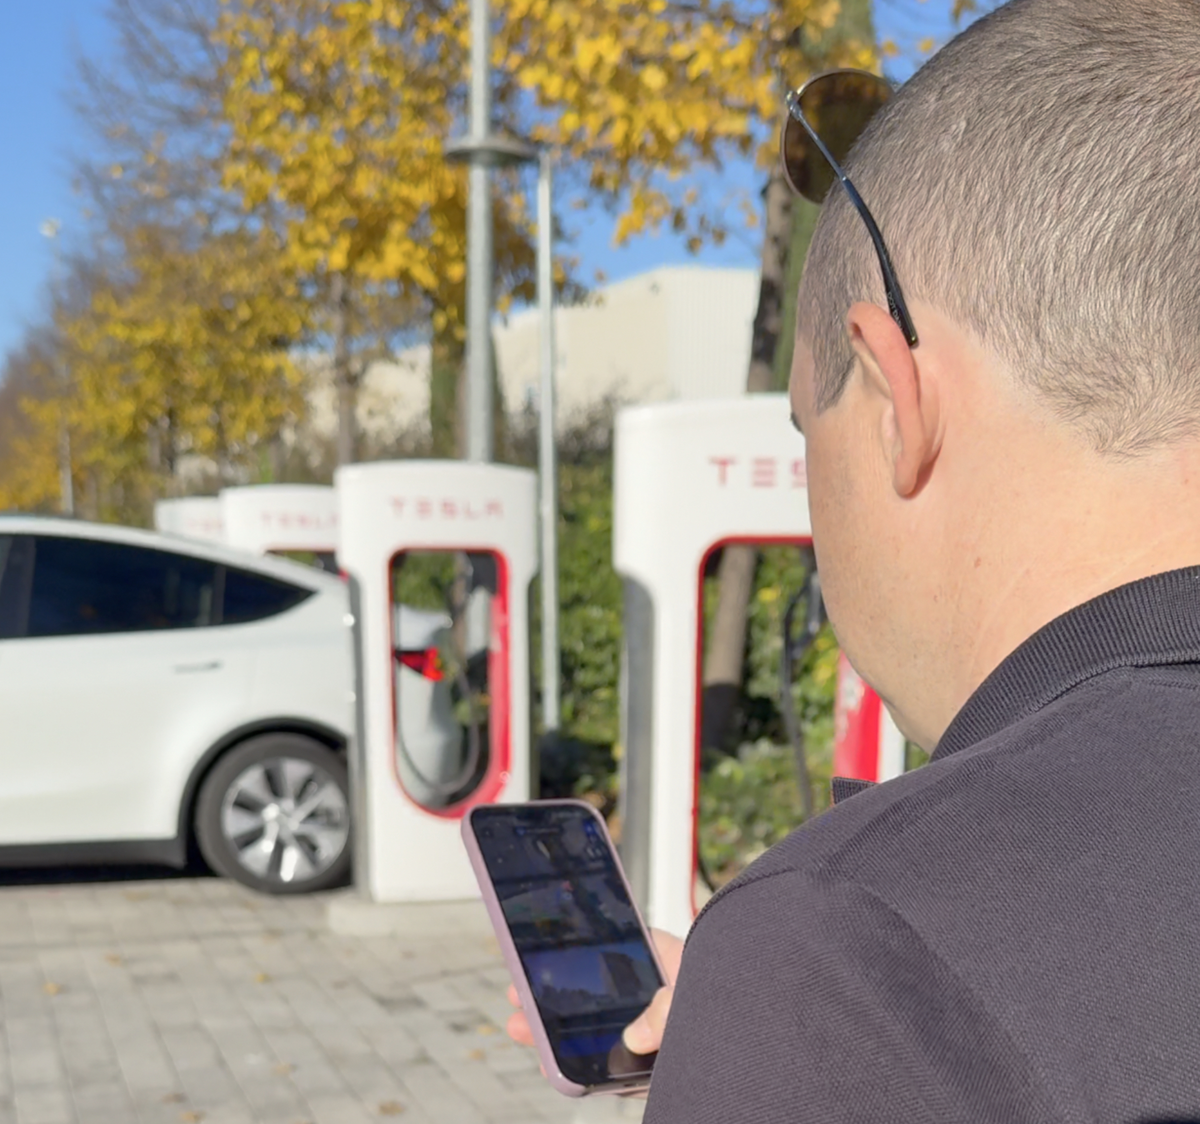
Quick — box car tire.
[194,733,352,895]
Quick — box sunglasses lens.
[782,70,892,203]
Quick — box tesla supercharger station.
[614,395,905,936]
[336,461,537,902]
[153,497,225,544]
[219,484,339,565]
[833,653,906,782]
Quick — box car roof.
[0,513,340,591]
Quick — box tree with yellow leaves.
[214,0,539,460]
[12,223,308,523]
[0,332,66,515]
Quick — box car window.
[220,566,312,625]
[27,535,218,638]
[0,535,34,639]
[0,536,12,637]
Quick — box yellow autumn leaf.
[641,64,669,92]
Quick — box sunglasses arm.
[838,177,920,347]
[788,98,920,347]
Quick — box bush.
[699,738,828,883]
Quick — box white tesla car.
[0,515,359,894]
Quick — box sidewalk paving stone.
[0,877,644,1124]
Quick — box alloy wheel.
[219,756,350,885]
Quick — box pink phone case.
[462,798,666,1097]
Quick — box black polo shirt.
[644,567,1200,1124]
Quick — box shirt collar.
[831,776,877,804]
[830,566,1200,804]
[933,565,1200,761]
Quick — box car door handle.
[173,660,223,673]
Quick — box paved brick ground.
[0,874,645,1124]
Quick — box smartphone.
[463,799,665,1097]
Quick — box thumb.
[622,986,673,1054]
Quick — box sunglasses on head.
[780,68,918,347]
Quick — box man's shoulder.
[711,664,1199,911]
[659,840,1059,1124]
[656,666,1200,1124]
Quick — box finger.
[506,984,521,1009]
[506,1009,535,1047]
[649,928,685,986]
[622,985,673,1054]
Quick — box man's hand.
[620,928,683,1053]
[505,927,685,1055]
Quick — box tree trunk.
[774,0,874,390]
[83,474,99,522]
[772,197,821,390]
[430,323,506,461]
[490,331,509,463]
[331,272,358,466]
[700,164,793,751]
[430,326,464,458]
[701,0,877,752]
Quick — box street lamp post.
[465,0,493,464]
[444,0,511,465]
[444,135,562,736]
[444,131,538,459]
[535,152,561,733]
[446,0,565,729]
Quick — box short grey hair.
[798,0,1200,456]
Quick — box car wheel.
[195,733,352,895]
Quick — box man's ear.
[846,302,941,497]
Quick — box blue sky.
[0,2,113,362]
[0,0,976,367]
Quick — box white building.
[302,265,759,446]
[303,346,431,450]
[494,265,759,419]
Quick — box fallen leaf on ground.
[254,972,271,984]
[466,1048,485,1061]
[477,1024,497,1036]
[180,1111,205,1123]
[273,1063,295,1075]
[378,1102,405,1116]
[161,1093,184,1104]
[103,954,122,966]
[43,982,61,996]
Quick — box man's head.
[791,0,1200,746]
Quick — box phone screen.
[470,803,663,1087]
